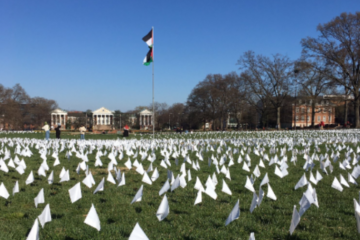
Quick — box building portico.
[92,107,114,131]
[51,109,68,129]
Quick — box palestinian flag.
[143,48,153,66]
[142,29,153,47]
[142,29,153,66]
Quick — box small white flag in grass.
[194,189,202,205]
[245,176,255,192]
[47,171,54,184]
[107,172,116,184]
[259,159,265,168]
[249,232,255,240]
[194,176,205,192]
[204,185,217,200]
[13,181,19,196]
[348,173,357,185]
[260,173,269,187]
[118,173,125,187]
[26,171,34,185]
[354,199,360,233]
[26,218,39,240]
[226,168,231,180]
[131,185,143,204]
[93,178,105,194]
[159,180,170,196]
[8,158,15,168]
[266,183,277,200]
[294,173,308,190]
[136,163,145,175]
[59,170,70,183]
[16,165,25,175]
[316,170,323,182]
[82,174,94,188]
[250,192,258,213]
[222,179,232,195]
[242,162,250,172]
[69,182,82,203]
[38,204,52,228]
[171,175,180,192]
[151,168,159,182]
[188,169,192,181]
[129,222,149,240]
[253,165,261,178]
[37,166,46,178]
[84,204,100,231]
[331,177,343,192]
[225,199,240,226]
[59,167,66,179]
[340,174,350,188]
[125,159,132,170]
[142,172,152,185]
[0,182,9,199]
[34,188,44,208]
[53,157,60,166]
[257,187,265,207]
[289,205,300,235]
[156,194,169,221]
[160,160,168,169]
[309,172,317,185]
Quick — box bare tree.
[237,51,293,129]
[294,60,333,127]
[301,12,360,127]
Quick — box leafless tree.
[301,12,360,127]
[237,51,293,129]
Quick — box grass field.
[0,130,359,239]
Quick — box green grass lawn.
[0,130,359,239]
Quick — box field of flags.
[0,130,360,239]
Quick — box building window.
[329,108,332,112]
[301,108,305,113]
[322,108,326,113]
[317,116,320,122]
[296,107,299,113]
[307,116,310,122]
[307,108,311,113]
[329,116,332,122]
[295,116,299,120]
[323,116,326,121]
[301,116,305,121]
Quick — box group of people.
[42,122,87,140]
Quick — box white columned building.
[92,107,114,131]
[51,109,68,129]
[139,109,153,130]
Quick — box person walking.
[55,123,61,139]
[79,125,87,140]
[42,122,50,140]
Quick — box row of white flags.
[0,130,360,238]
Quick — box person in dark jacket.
[55,124,61,139]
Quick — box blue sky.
[1,0,359,112]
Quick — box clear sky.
[1,0,359,112]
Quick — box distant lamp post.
[169,113,172,130]
[294,69,300,131]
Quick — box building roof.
[93,107,114,114]
[51,108,68,114]
[139,109,153,115]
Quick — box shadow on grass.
[51,213,64,219]
[135,207,142,213]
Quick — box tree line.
[186,12,360,129]
[0,84,58,130]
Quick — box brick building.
[292,98,336,127]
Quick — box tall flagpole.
[152,26,155,140]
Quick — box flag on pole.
[142,29,153,66]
